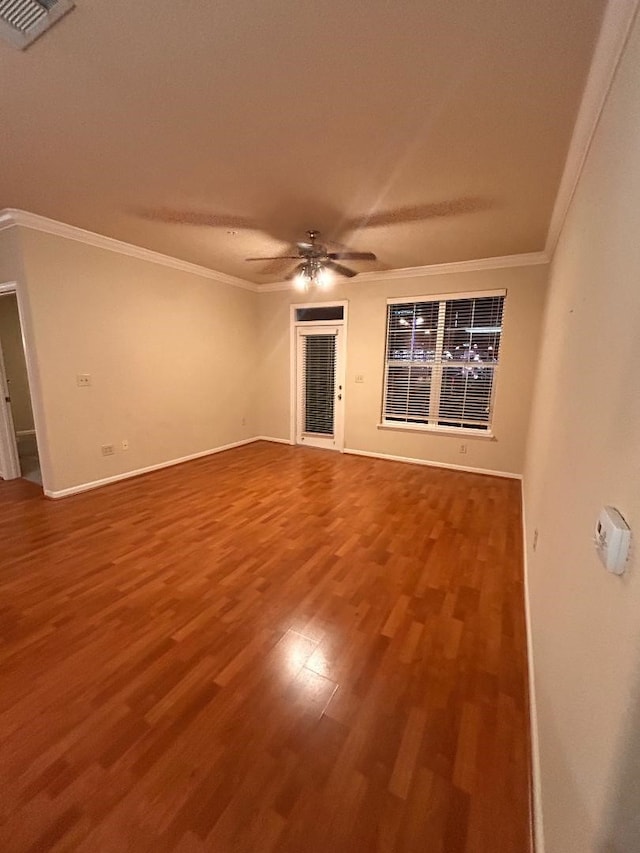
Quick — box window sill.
[377,422,497,441]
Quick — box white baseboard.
[44,437,260,499]
[255,435,294,445]
[44,438,521,498]
[521,489,544,852]
[343,447,522,480]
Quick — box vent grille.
[1,0,47,32]
[0,0,74,49]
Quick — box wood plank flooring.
[0,442,531,852]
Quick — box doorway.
[292,302,347,451]
[0,291,41,485]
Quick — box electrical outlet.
[121,439,129,451]
[355,374,364,383]
[241,416,246,427]
[101,444,115,456]
[77,374,91,387]
[533,529,539,551]
[459,443,468,454]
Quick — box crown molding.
[0,211,16,232]
[257,250,550,292]
[342,251,549,280]
[1,207,549,292]
[0,208,259,292]
[545,0,640,257]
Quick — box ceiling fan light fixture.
[294,260,332,290]
[315,266,332,288]
[294,270,311,291]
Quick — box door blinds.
[302,334,337,435]
[383,293,505,431]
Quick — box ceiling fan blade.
[345,197,490,229]
[262,258,301,275]
[136,208,257,229]
[255,252,310,275]
[245,256,300,261]
[324,260,357,278]
[327,251,377,261]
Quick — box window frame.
[380,289,506,438]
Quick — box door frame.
[289,300,348,450]
[0,281,48,490]
[0,333,20,479]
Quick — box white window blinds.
[302,334,337,435]
[383,292,505,432]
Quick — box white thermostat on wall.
[594,506,631,575]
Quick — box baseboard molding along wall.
[256,438,523,479]
[521,489,544,852]
[43,436,522,497]
[44,437,261,499]
[343,447,522,480]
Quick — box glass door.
[295,325,344,451]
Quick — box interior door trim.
[289,300,348,449]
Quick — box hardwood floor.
[0,442,531,852]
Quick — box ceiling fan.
[245,229,377,289]
[135,196,491,286]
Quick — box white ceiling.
[0,0,606,283]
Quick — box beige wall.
[4,226,547,492]
[16,228,258,494]
[0,227,23,282]
[0,294,34,434]
[258,264,547,475]
[5,223,549,487]
[524,10,640,853]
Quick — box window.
[295,306,344,322]
[382,291,505,433]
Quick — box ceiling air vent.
[0,0,74,49]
